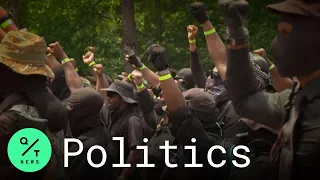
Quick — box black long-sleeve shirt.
[224,46,320,180]
[137,88,159,131]
[160,108,233,180]
[190,49,207,88]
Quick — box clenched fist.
[187,25,199,40]
[47,42,66,60]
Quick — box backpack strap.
[9,104,48,132]
[0,93,26,114]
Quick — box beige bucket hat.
[0,30,54,78]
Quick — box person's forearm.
[137,88,154,113]
[270,66,293,91]
[138,88,158,129]
[96,74,108,103]
[120,150,141,178]
[141,68,160,88]
[45,55,61,69]
[60,53,83,93]
[202,20,227,80]
[189,41,196,52]
[190,49,207,88]
[225,43,259,104]
[160,76,187,112]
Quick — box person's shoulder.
[128,115,140,124]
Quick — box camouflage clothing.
[0,31,54,78]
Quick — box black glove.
[128,55,143,68]
[146,44,169,72]
[219,0,249,40]
[189,2,209,24]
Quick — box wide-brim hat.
[100,80,137,104]
[0,30,54,78]
[266,0,320,19]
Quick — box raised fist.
[187,25,199,40]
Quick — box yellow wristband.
[88,61,96,67]
[269,64,275,70]
[159,74,172,81]
[136,83,145,90]
[204,28,216,36]
[47,53,52,57]
[189,39,196,44]
[75,68,79,72]
[127,74,132,81]
[61,58,71,64]
[1,19,13,29]
[153,95,157,99]
[139,64,146,70]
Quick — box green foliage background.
[18,0,279,77]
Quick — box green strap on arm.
[1,19,13,29]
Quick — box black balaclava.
[271,15,320,77]
[67,88,104,137]
[154,99,166,117]
[184,88,220,134]
[175,68,196,91]
[205,71,226,99]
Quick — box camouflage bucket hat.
[0,30,54,78]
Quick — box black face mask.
[177,81,187,92]
[205,72,226,99]
[271,15,320,77]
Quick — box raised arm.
[125,54,160,88]
[48,42,83,93]
[146,43,216,148]
[220,0,288,130]
[131,70,158,129]
[187,25,207,88]
[190,2,227,80]
[93,64,109,103]
[146,44,186,112]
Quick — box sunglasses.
[107,91,119,99]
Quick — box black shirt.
[102,105,144,176]
[66,127,113,180]
[224,46,320,180]
[160,108,233,180]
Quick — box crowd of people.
[0,0,319,180]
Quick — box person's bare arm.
[160,73,187,112]
[270,65,293,91]
[93,64,108,103]
[189,3,227,80]
[124,54,161,88]
[202,20,227,80]
[48,42,83,93]
[45,54,61,69]
[140,67,160,88]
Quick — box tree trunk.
[2,0,20,27]
[120,0,139,74]
[155,0,164,43]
